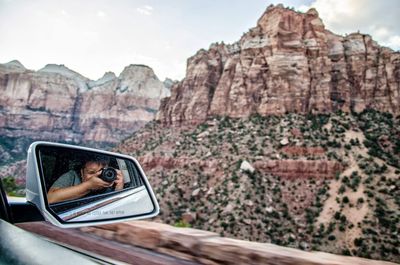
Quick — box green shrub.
[174,220,191,228]
[328,235,336,241]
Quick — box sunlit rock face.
[157,4,400,125]
[0,61,170,145]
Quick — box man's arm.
[48,177,112,204]
[47,182,92,204]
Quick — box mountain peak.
[38,64,90,81]
[98,71,117,82]
[0,60,27,73]
[118,64,170,98]
[306,7,319,17]
[157,5,399,126]
[38,64,90,92]
[40,63,70,71]
[5,60,26,69]
[88,71,117,88]
[257,4,325,34]
[102,71,117,79]
[119,64,154,79]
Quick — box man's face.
[81,161,105,182]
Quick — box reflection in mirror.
[36,145,155,223]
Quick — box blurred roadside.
[17,220,398,265]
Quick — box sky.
[0,0,399,81]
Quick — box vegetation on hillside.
[117,109,400,263]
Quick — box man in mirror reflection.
[47,154,124,204]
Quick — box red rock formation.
[138,155,220,175]
[0,62,169,144]
[157,4,400,125]
[253,159,342,179]
[138,155,341,180]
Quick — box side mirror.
[25,142,159,228]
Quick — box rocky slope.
[114,4,400,263]
[0,61,170,165]
[157,4,400,126]
[117,110,400,263]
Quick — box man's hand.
[114,170,124,191]
[85,175,113,191]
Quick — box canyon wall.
[0,61,170,148]
[157,4,400,125]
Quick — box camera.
[99,167,117,183]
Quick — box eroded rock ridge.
[0,61,170,145]
[157,4,400,125]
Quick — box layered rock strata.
[138,155,342,180]
[157,4,400,125]
[253,159,341,179]
[0,61,170,144]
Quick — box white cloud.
[302,0,400,51]
[130,52,159,66]
[298,5,310,12]
[136,5,153,16]
[385,35,400,50]
[97,10,106,17]
[61,10,69,17]
[370,26,390,39]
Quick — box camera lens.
[100,167,117,182]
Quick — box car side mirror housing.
[25,142,159,228]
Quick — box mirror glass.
[35,145,155,223]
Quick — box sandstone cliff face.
[157,5,400,125]
[0,61,170,146]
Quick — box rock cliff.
[0,61,170,163]
[157,4,400,125]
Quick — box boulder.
[240,161,255,173]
